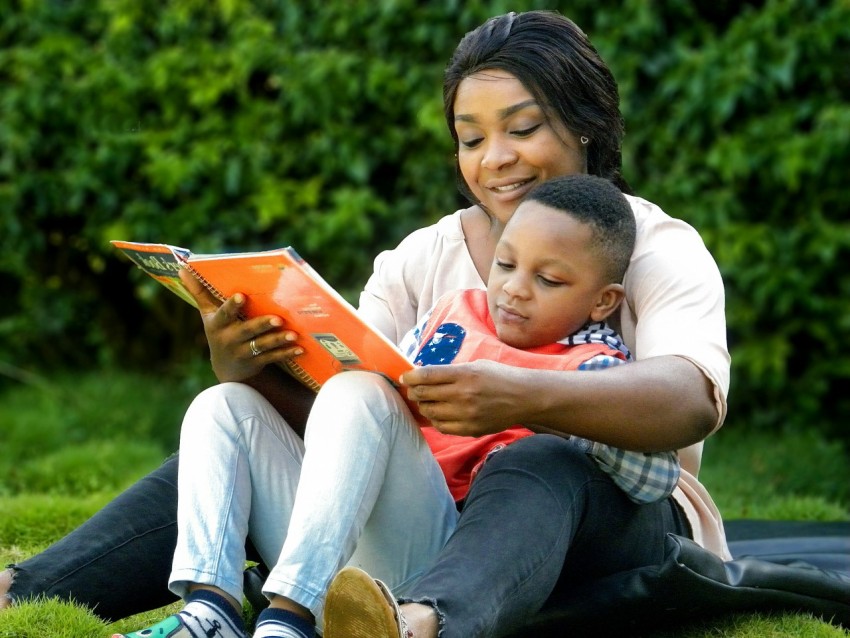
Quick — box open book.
[111,240,421,419]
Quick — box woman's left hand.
[401,360,533,436]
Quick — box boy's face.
[487,201,614,349]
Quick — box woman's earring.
[580,136,589,145]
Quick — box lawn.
[0,368,848,637]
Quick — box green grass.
[700,425,850,520]
[0,598,110,638]
[0,368,848,637]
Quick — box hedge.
[1,0,847,445]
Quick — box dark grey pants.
[8,455,189,620]
[403,435,689,638]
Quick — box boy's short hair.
[523,174,636,283]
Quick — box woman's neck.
[461,205,505,284]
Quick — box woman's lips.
[488,177,534,193]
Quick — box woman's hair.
[444,10,631,201]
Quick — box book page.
[110,241,197,308]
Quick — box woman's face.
[453,69,586,226]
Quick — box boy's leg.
[261,371,458,622]
[116,381,308,638]
[2,379,304,622]
[4,455,181,621]
[169,382,307,603]
[115,381,311,638]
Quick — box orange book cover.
[111,240,421,420]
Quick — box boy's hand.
[401,360,532,436]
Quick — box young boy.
[399,173,678,505]
[323,173,681,638]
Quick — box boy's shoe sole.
[111,614,187,637]
[324,566,409,638]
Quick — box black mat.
[505,520,850,636]
[725,519,850,541]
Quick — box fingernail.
[270,317,283,327]
[233,293,244,304]
[294,348,304,356]
[285,332,297,341]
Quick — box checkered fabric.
[571,330,680,504]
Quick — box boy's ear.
[590,283,626,322]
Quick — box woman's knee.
[470,435,597,505]
[483,434,590,474]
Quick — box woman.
[320,12,728,637]
[1,11,729,638]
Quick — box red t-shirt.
[412,289,625,501]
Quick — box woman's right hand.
[178,268,303,382]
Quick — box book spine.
[181,255,323,393]
[180,261,228,305]
[281,359,321,393]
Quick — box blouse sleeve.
[620,197,731,433]
[357,225,440,345]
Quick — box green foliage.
[1,0,847,446]
[0,597,108,638]
[5,603,849,638]
[701,428,850,520]
[594,0,850,445]
[654,611,850,638]
[0,367,208,493]
[0,0,462,368]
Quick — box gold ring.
[249,338,262,357]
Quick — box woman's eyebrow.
[455,99,539,123]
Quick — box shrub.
[601,0,850,445]
[0,0,847,445]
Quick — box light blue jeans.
[169,372,458,620]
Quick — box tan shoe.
[324,566,411,638]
